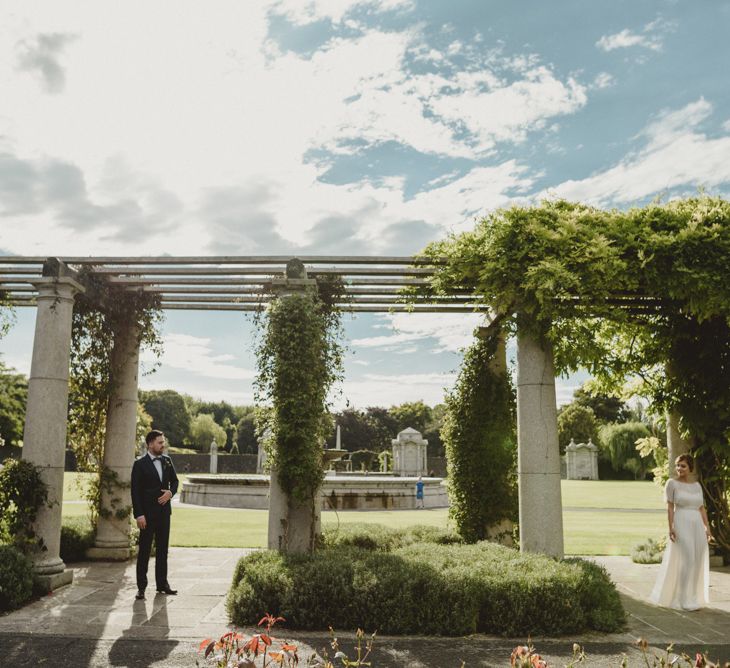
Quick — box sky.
[1,0,729,410]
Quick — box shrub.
[321,523,461,551]
[0,544,34,611]
[227,541,625,636]
[60,517,96,563]
[0,458,49,552]
[631,537,666,564]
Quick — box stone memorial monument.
[392,427,428,477]
[565,438,599,480]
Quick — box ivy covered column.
[265,260,324,554]
[87,322,141,560]
[22,260,84,590]
[515,325,564,558]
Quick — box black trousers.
[136,514,170,591]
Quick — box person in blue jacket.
[415,476,425,509]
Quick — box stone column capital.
[32,276,85,299]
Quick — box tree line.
[3,358,660,476]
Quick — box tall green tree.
[557,404,599,453]
[326,407,375,452]
[139,389,192,447]
[364,406,399,452]
[572,385,629,424]
[189,413,227,452]
[0,362,27,446]
[235,408,258,454]
[390,400,432,434]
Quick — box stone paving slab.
[0,548,728,666]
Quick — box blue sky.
[1,0,729,408]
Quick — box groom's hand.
[136,516,147,530]
[158,490,172,505]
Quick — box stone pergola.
[1,255,564,587]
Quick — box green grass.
[561,479,664,510]
[61,474,665,554]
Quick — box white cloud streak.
[548,99,730,205]
[353,313,485,353]
[141,333,255,381]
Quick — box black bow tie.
[152,457,162,462]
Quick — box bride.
[649,454,713,610]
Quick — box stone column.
[266,259,322,553]
[87,323,141,560]
[22,275,84,589]
[267,470,321,552]
[516,327,564,558]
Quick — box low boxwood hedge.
[321,523,461,551]
[227,539,625,636]
[60,517,96,563]
[0,544,34,611]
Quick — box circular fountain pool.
[180,473,448,510]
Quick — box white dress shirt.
[148,452,163,481]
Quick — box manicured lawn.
[561,479,664,510]
[61,474,666,554]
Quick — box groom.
[131,429,179,600]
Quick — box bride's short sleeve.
[664,479,675,503]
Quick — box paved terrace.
[0,549,728,667]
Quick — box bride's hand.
[669,529,677,542]
[705,528,713,543]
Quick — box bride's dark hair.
[675,453,694,472]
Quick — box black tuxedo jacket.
[131,453,179,521]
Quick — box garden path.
[0,549,728,667]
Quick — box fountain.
[180,427,448,510]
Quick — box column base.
[35,569,73,592]
[86,546,132,561]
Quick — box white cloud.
[353,313,485,353]
[548,99,730,205]
[0,4,580,257]
[141,333,255,381]
[273,0,414,25]
[139,376,254,405]
[339,371,456,408]
[596,18,675,53]
[596,29,657,52]
[591,72,615,90]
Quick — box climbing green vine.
[254,277,345,506]
[416,196,730,556]
[68,269,163,528]
[442,326,517,543]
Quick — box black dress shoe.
[135,590,145,600]
[156,586,177,595]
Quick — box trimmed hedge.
[0,545,34,611]
[321,523,461,551]
[227,541,625,636]
[60,517,96,563]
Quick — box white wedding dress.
[649,479,709,610]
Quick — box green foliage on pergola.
[417,196,730,554]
